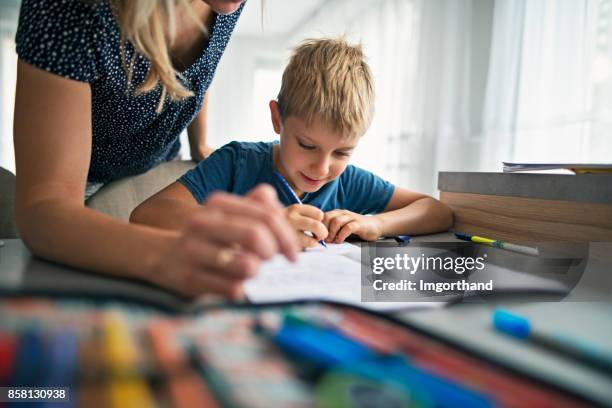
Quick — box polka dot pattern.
[15,0,244,184]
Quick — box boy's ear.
[269,100,282,134]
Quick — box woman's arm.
[14,60,298,298]
[187,92,214,161]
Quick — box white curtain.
[288,0,611,195]
[0,1,19,174]
[482,0,612,167]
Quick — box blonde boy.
[131,38,452,248]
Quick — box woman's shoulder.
[16,0,109,37]
[15,0,112,82]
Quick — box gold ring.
[216,248,236,269]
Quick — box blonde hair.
[277,37,375,138]
[114,0,202,112]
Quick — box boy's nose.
[310,156,330,178]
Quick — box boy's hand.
[323,209,383,243]
[285,204,328,249]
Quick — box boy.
[131,38,452,249]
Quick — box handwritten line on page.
[244,243,441,312]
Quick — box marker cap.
[493,309,531,339]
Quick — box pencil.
[455,232,539,256]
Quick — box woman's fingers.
[205,188,298,262]
[162,233,263,298]
[182,238,261,279]
[186,210,279,261]
[246,185,299,261]
[155,187,308,299]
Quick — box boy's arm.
[373,187,453,236]
[324,187,453,243]
[133,142,239,230]
[130,182,201,231]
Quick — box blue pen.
[273,172,327,248]
[493,309,612,375]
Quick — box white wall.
[206,36,287,147]
[0,0,19,174]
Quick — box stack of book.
[503,162,612,174]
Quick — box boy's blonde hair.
[277,37,375,138]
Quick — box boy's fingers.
[323,210,342,227]
[297,204,324,221]
[298,233,318,249]
[327,214,352,242]
[294,217,328,241]
[336,221,359,243]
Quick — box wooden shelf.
[438,172,612,242]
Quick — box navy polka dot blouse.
[15,0,244,184]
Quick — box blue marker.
[11,328,47,387]
[493,309,612,375]
[273,172,327,248]
[45,330,77,408]
[271,315,492,408]
[394,235,411,245]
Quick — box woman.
[13,0,298,299]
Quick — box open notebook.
[245,242,577,312]
[245,243,441,312]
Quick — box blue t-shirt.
[15,0,244,184]
[179,141,395,214]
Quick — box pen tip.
[455,232,471,240]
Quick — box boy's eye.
[298,141,316,150]
[335,151,351,157]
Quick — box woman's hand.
[190,145,215,162]
[188,93,213,162]
[150,185,299,299]
[323,209,383,243]
[285,204,328,249]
